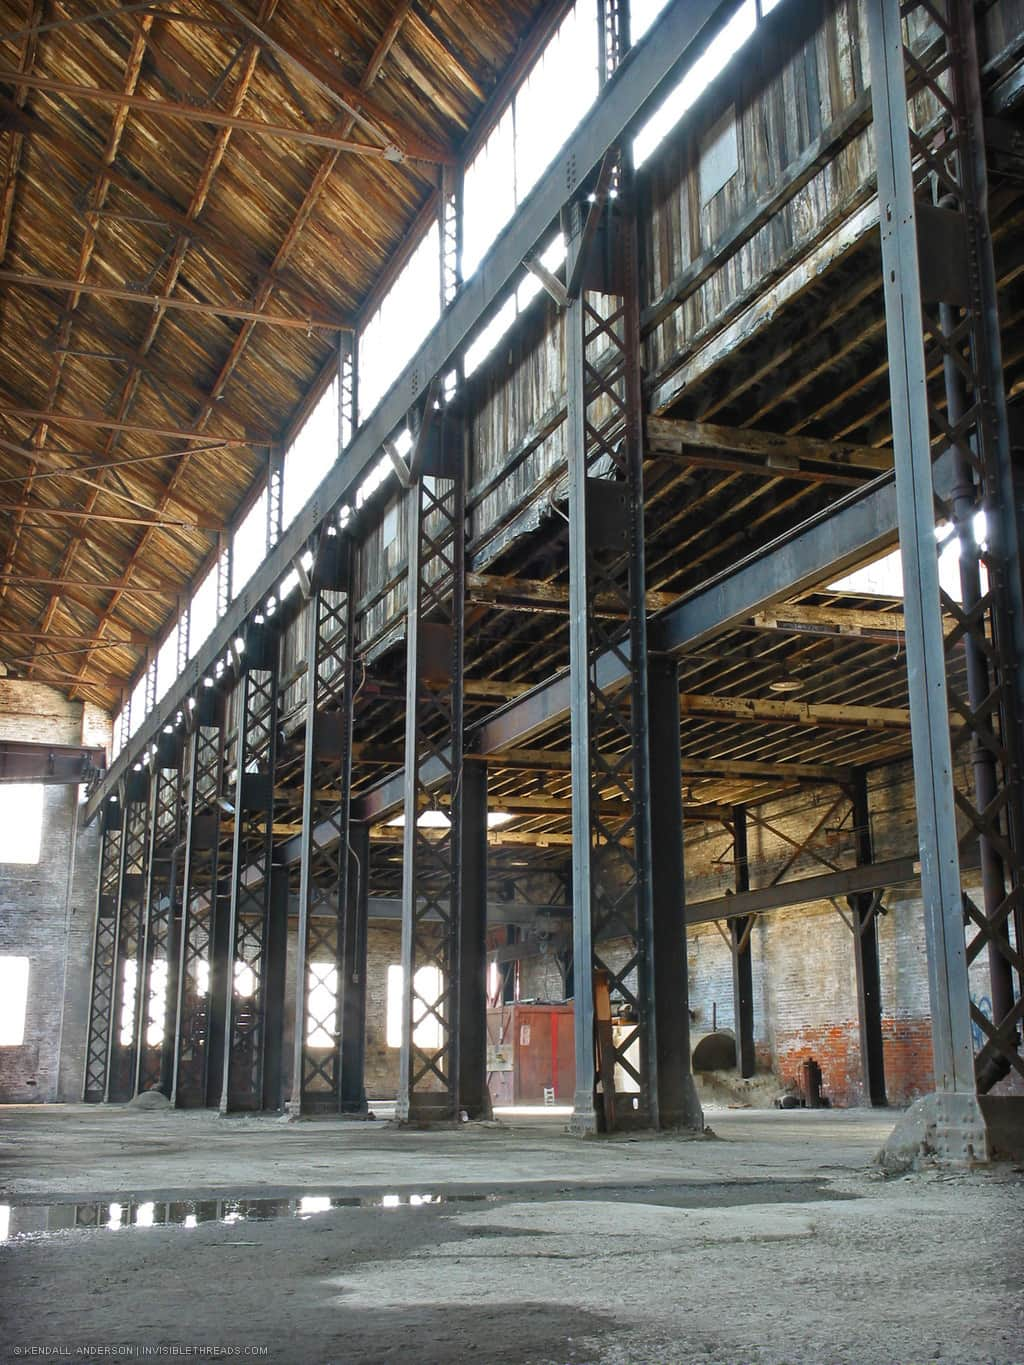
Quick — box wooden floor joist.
[678,693,912,730]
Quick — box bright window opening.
[195,959,210,997]
[828,517,986,602]
[359,222,441,421]
[234,960,256,998]
[145,959,168,1047]
[283,376,339,529]
[129,674,147,738]
[465,235,566,379]
[119,958,138,1047]
[155,628,179,704]
[0,957,30,1045]
[189,565,218,659]
[463,3,598,280]
[386,963,444,1049]
[306,962,338,1048]
[699,104,738,203]
[0,785,43,865]
[232,490,268,598]
[634,1,758,168]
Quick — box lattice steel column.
[440,162,463,309]
[220,622,281,1112]
[397,408,465,1123]
[267,446,284,553]
[289,533,358,1116]
[340,339,356,451]
[135,733,184,1096]
[106,767,151,1102]
[83,796,125,1102]
[565,139,658,1128]
[868,0,1024,1129]
[172,689,226,1108]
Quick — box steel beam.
[848,772,887,1107]
[0,740,105,784]
[730,805,756,1079]
[289,537,357,1116]
[82,796,124,1102]
[86,0,731,825]
[220,624,281,1111]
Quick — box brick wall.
[0,681,107,1102]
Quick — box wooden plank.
[677,692,911,729]
[647,417,892,472]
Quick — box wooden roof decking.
[0,0,556,708]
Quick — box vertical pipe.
[459,757,492,1118]
[849,773,887,1106]
[731,806,756,1079]
[648,655,702,1129]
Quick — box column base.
[658,1074,705,1133]
[569,1089,599,1136]
[877,1091,988,1171]
[396,1092,458,1125]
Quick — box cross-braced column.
[397,409,465,1123]
[106,767,151,1102]
[172,690,226,1108]
[83,796,124,1102]
[221,623,281,1112]
[135,734,184,1096]
[340,339,356,451]
[290,533,359,1116]
[868,0,1024,1144]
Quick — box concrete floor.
[1,1103,1022,1364]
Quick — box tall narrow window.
[385,964,444,1049]
[232,490,269,597]
[0,957,30,1045]
[306,963,339,1048]
[358,222,441,421]
[0,784,44,865]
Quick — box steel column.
[730,805,756,1079]
[648,655,703,1129]
[458,755,491,1118]
[397,405,465,1123]
[82,797,124,1102]
[135,743,184,1096]
[339,819,370,1114]
[867,0,1024,1113]
[220,623,280,1111]
[289,535,356,1116]
[171,692,226,1107]
[105,768,151,1102]
[848,772,887,1106]
[267,445,284,553]
[566,4,658,1129]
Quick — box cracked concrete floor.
[1,1104,1022,1365]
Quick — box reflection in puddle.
[0,1190,486,1242]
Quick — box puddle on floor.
[0,1191,494,1242]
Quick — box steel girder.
[221,627,282,1111]
[729,805,756,1081]
[290,536,364,1116]
[135,747,184,1096]
[82,797,124,1102]
[171,696,226,1108]
[396,407,466,1123]
[868,0,1024,1119]
[106,772,151,1102]
[848,771,887,1107]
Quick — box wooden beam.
[0,501,220,530]
[0,407,264,444]
[467,748,572,771]
[647,417,893,476]
[0,627,149,645]
[680,754,853,782]
[678,692,912,730]
[466,572,676,616]
[751,603,946,634]
[0,573,172,596]
[0,71,448,164]
[0,268,350,330]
